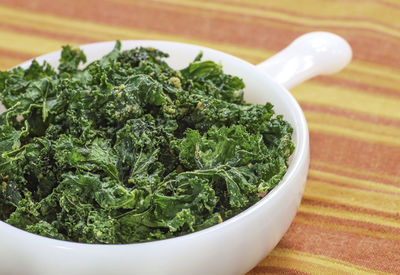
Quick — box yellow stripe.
[2,5,400,92]
[308,122,400,147]
[220,0,400,30]
[338,64,400,93]
[263,248,392,275]
[308,169,400,194]
[311,160,400,184]
[305,111,400,146]
[347,61,400,83]
[107,1,400,91]
[0,5,271,63]
[2,8,399,122]
[0,29,74,57]
[299,201,400,229]
[294,216,400,241]
[147,0,400,38]
[108,0,400,47]
[304,179,400,215]
[0,56,26,71]
[261,254,343,274]
[2,5,400,125]
[307,112,400,139]
[291,82,400,121]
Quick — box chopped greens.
[0,42,294,244]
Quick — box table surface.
[0,0,399,274]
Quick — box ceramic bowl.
[0,32,351,275]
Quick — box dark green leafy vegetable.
[0,42,294,244]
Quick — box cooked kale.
[0,41,294,244]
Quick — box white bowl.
[0,32,351,275]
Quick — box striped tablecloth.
[1,0,399,274]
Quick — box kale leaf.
[0,41,294,244]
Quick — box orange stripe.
[301,103,400,128]
[304,179,400,216]
[0,56,25,71]
[277,223,400,273]
[307,174,400,196]
[0,5,273,66]
[330,61,400,94]
[310,132,400,178]
[328,0,400,9]
[299,203,400,237]
[2,0,400,69]
[294,81,400,122]
[247,266,309,275]
[259,255,345,274]
[308,167,400,194]
[306,115,400,147]
[310,162,400,189]
[263,248,395,274]
[146,0,400,38]
[0,48,34,70]
[196,0,400,33]
[310,160,400,187]
[0,21,93,45]
[295,212,400,241]
[110,0,400,68]
[314,75,400,98]
[301,198,400,220]
[212,0,400,13]
[0,48,33,61]
[3,4,400,87]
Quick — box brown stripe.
[310,131,400,178]
[248,265,309,275]
[309,162,400,188]
[111,1,400,70]
[301,198,400,220]
[301,103,400,127]
[2,27,399,101]
[329,0,400,10]
[341,34,400,69]
[200,0,400,32]
[0,22,94,46]
[314,75,400,98]
[212,0,400,12]
[0,48,33,61]
[296,211,400,238]
[110,3,400,70]
[278,222,400,273]
[2,0,400,70]
[307,174,400,196]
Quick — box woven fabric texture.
[0,0,399,274]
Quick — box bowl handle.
[256,31,352,90]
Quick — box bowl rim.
[0,39,309,248]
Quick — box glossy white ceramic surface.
[0,32,351,275]
[257,32,352,89]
